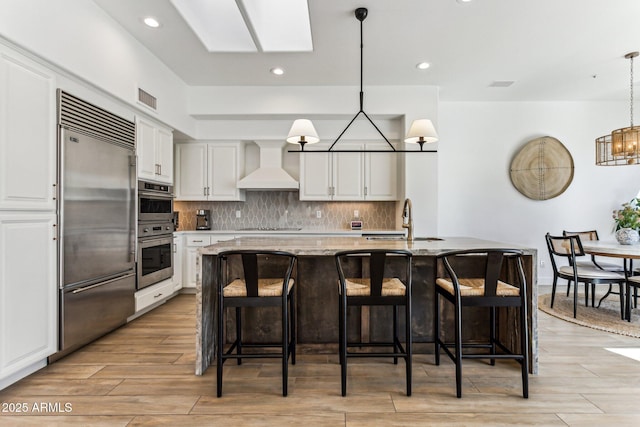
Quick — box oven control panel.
[138,221,174,238]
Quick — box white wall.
[439,101,640,283]
[0,0,194,134]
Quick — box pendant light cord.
[359,16,364,111]
[328,8,395,151]
[631,54,634,128]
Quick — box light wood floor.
[2,294,640,426]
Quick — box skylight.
[170,0,313,53]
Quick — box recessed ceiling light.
[416,62,430,70]
[270,67,285,76]
[143,17,160,28]
[457,0,473,4]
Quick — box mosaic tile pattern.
[174,192,396,231]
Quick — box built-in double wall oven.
[137,180,174,290]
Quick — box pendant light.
[596,52,640,166]
[286,8,438,153]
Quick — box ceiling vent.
[137,88,157,110]
[489,80,515,88]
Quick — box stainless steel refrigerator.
[54,91,136,359]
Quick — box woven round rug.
[538,292,640,338]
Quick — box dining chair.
[216,250,297,397]
[546,233,626,319]
[434,248,529,398]
[335,249,413,397]
[562,230,624,307]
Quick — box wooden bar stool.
[335,249,413,396]
[434,248,529,398]
[216,250,297,397]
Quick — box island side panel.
[296,256,340,343]
[196,253,217,375]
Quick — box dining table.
[581,240,640,321]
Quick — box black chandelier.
[286,7,438,153]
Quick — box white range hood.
[237,141,299,190]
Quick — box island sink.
[365,236,444,241]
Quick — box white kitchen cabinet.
[332,143,365,200]
[136,116,174,184]
[134,278,177,313]
[172,233,183,291]
[299,143,332,200]
[0,213,57,383]
[364,143,398,200]
[175,142,245,201]
[183,234,235,288]
[0,47,56,211]
[299,142,397,201]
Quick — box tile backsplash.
[174,192,396,231]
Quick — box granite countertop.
[199,236,537,257]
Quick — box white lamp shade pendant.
[404,119,439,150]
[286,119,319,151]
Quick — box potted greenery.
[612,198,640,244]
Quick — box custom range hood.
[237,141,299,190]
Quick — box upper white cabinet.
[299,144,332,200]
[299,142,397,201]
[175,142,245,201]
[0,47,56,211]
[364,144,398,200]
[136,116,173,184]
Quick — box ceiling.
[93,0,640,102]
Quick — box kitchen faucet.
[402,198,413,242]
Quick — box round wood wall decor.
[509,136,574,200]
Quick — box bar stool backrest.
[217,250,296,298]
[438,249,525,298]
[335,249,412,297]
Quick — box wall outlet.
[235,210,241,218]
[316,210,322,219]
[353,210,359,218]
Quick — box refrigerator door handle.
[71,272,136,294]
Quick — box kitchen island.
[196,236,538,375]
